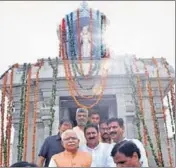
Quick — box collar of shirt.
[56,133,61,140]
[86,142,101,151]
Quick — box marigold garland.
[31,60,43,163]
[60,21,108,108]
[133,57,148,156]
[23,65,32,161]
[0,72,8,166]
[126,60,159,166]
[152,57,173,167]
[5,64,18,167]
[141,59,164,167]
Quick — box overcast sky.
[0,1,175,75]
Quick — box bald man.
[49,129,92,167]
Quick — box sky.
[0,1,175,75]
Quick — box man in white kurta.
[79,123,116,167]
[107,118,149,167]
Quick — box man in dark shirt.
[37,119,73,167]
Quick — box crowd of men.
[11,108,149,167]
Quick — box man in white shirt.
[73,108,88,146]
[79,123,116,167]
[107,117,149,167]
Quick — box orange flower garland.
[152,57,173,167]
[60,21,108,109]
[0,72,7,166]
[6,64,18,167]
[23,66,32,161]
[133,57,148,157]
[31,60,43,163]
[142,60,164,167]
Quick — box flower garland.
[133,58,148,155]
[23,64,32,161]
[48,57,59,136]
[66,12,99,90]
[60,20,103,99]
[17,63,28,161]
[4,64,18,167]
[60,21,108,108]
[31,60,44,163]
[141,59,164,167]
[0,72,7,166]
[66,13,99,91]
[125,60,160,166]
[161,58,175,120]
[124,60,142,141]
[152,57,173,167]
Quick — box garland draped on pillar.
[48,57,59,136]
[133,58,148,156]
[4,64,18,167]
[17,63,28,161]
[141,59,164,167]
[23,64,32,161]
[152,57,173,167]
[31,60,44,163]
[124,59,159,166]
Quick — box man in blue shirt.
[37,119,73,167]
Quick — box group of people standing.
[12,108,148,167]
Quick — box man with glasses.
[49,129,92,167]
[37,118,73,167]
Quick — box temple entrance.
[59,95,117,126]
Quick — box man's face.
[108,121,124,142]
[59,122,72,135]
[85,127,99,145]
[99,123,109,139]
[62,132,79,151]
[113,151,139,167]
[76,112,88,126]
[90,114,100,125]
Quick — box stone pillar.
[41,107,51,139]
[35,118,44,162]
[116,93,127,137]
[11,113,20,164]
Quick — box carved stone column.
[11,111,20,164]
[116,93,127,137]
[41,107,51,139]
[50,96,60,134]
